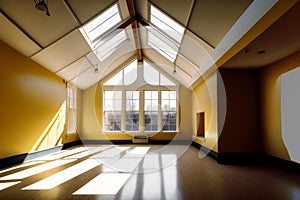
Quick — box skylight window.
[148,31,178,62]
[151,5,185,44]
[79,4,127,62]
[95,30,127,61]
[80,4,121,48]
[148,5,185,62]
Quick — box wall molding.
[0,140,82,169]
[192,141,218,160]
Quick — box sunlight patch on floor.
[92,147,130,158]
[0,161,45,174]
[22,158,101,190]
[73,173,131,195]
[102,147,150,172]
[32,147,86,161]
[0,159,75,180]
[0,182,21,191]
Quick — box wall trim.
[81,139,192,145]
[0,140,82,170]
[264,154,300,172]
[192,141,218,160]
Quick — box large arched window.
[102,59,178,133]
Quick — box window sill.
[102,132,178,134]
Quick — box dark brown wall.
[218,69,261,153]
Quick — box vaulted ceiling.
[1,0,299,89]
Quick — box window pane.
[160,74,175,86]
[104,99,113,110]
[144,100,151,110]
[162,111,176,131]
[79,4,121,48]
[113,99,122,110]
[114,91,122,99]
[95,30,127,61]
[132,91,139,99]
[144,91,151,99]
[104,111,121,131]
[124,61,137,85]
[162,100,169,110]
[152,91,158,99]
[126,112,139,131]
[144,62,159,85]
[148,31,177,62]
[151,5,184,44]
[170,91,176,99]
[104,71,123,85]
[161,91,169,99]
[126,91,139,111]
[104,91,114,99]
[170,100,176,110]
[144,112,158,132]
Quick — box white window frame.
[101,60,179,134]
[67,84,77,134]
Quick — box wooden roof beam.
[126,0,143,62]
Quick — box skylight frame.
[79,3,131,62]
[95,30,128,62]
[150,5,185,44]
[79,4,122,49]
[148,4,185,63]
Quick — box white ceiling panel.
[72,66,102,90]
[188,0,253,47]
[66,0,118,24]
[134,0,148,20]
[31,29,91,73]
[0,12,41,57]
[118,0,130,19]
[56,57,91,81]
[0,0,79,47]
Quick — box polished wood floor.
[0,144,300,200]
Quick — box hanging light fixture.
[34,0,50,16]
[173,65,177,74]
[92,64,99,73]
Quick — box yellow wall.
[80,83,193,141]
[192,71,218,152]
[260,51,300,161]
[0,41,77,159]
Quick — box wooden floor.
[0,144,300,200]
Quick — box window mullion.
[122,89,126,132]
[158,89,162,132]
[140,89,144,132]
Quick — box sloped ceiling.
[0,0,299,90]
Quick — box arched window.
[102,59,178,133]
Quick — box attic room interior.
[0,0,300,199]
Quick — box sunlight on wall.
[29,102,66,153]
[280,66,300,163]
